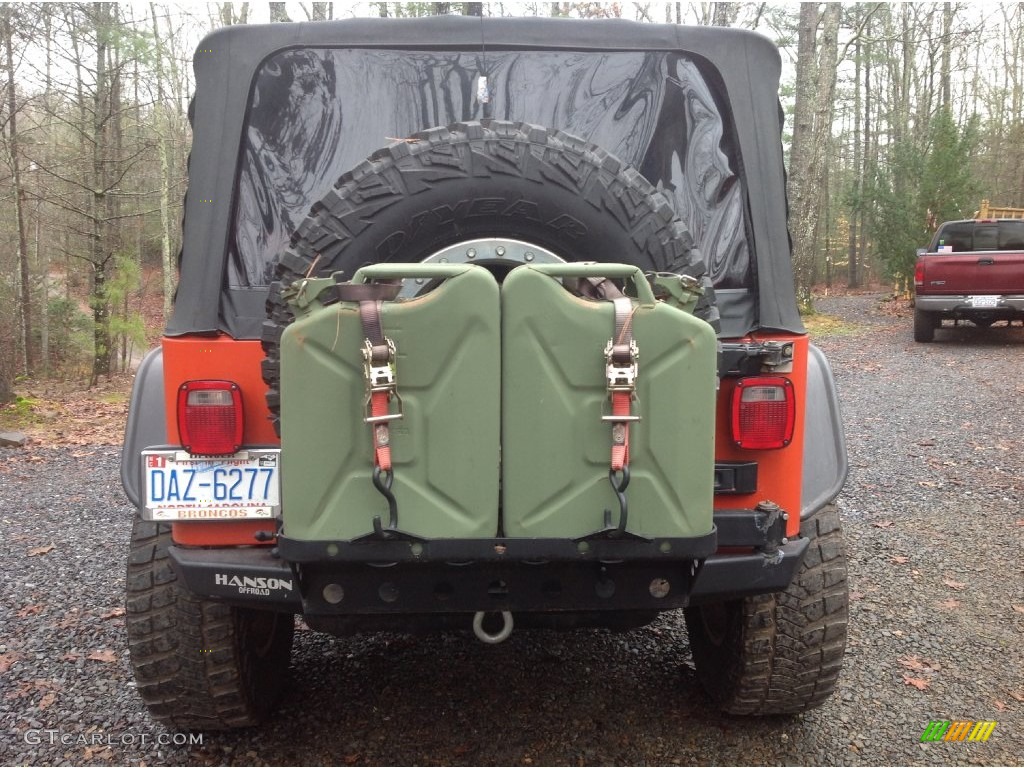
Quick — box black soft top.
[169,16,802,338]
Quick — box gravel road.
[2,293,1022,767]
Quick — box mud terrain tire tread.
[261,119,718,431]
[684,503,848,715]
[125,516,294,730]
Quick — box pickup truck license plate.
[143,450,280,521]
[968,295,1000,308]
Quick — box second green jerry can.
[500,263,718,540]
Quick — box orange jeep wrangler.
[121,17,849,729]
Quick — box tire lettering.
[467,198,505,217]
[545,213,587,239]
[501,198,542,221]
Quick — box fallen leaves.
[936,598,961,610]
[942,578,967,591]
[899,655,941,673]
[27,544,55,557]
[900,655,941,691]
[1012,605,1024,614]
[99,607,125,620]
[82,745,114,761]
[891,555,910,564]
[0,375,133,447]
[17,604,42,618]
[0,652,21,674]
[872,520,894,529]
[86,649,117,663]
[902,676,930,691]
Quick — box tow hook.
[472,610,514,644]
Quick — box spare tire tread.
[262,120,719,432]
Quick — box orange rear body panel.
[162,332,810,544]
[161,336,279,546]
[713,333,808,539]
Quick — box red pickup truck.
[913,217,1024,342]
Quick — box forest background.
[0,2,1019,404]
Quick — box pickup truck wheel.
[683,504,848,715]
[913,308,937,342]
[125,516,294,730]
[262,119,718,430]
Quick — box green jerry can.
[501,263,718,540]
[279,264,501,541]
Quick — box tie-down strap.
[606,295,638,472]
[575,276,640,473]
[334,280,404,474]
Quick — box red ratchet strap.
[575,276,639,474]
[359,299,401,473]
[335,281,403,475]
[605,295,638,472]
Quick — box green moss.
[802,313,861,337]
[0,395,41,429]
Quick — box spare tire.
[262,119,718,430]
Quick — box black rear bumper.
[168,506,807,615]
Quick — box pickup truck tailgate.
[920,251,1024,294]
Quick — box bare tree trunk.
[90,2,111,383]
[860,15,872,278]
[110,4,125,374]
[941,1,952,109]
[270,3,292,22]
[788,2,819,304]
[2,7,32,375]
[711,2,738,26]
[848,11,862,289]
[809,4,841,286]
[151,3,175,321]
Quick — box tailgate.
[920,252,1024,294]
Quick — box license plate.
[142,450,280,521]
[968,295,1000,308]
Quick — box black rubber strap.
[610,296,634,365]
[333,281,402,303]
[359,300,389,363]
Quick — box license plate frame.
[142,449,281,522]
[968,295,1000,308]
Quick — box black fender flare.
[800,344,848,518]
[120,348,166,507]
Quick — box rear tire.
[125,516,294,730]
[914,308,937,342]
[262,119,718,431]
[683,504,848,715]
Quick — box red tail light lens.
[914,260,925,287]
[177,380,243,456]
[731,377,795,450]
